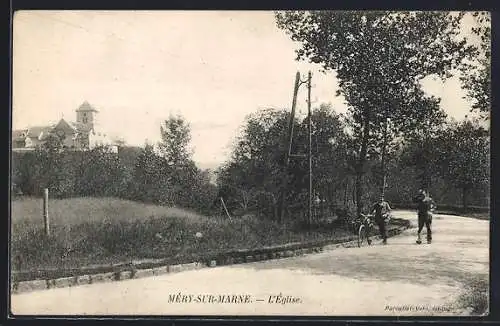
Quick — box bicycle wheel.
[358,224,367,247]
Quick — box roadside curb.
[12,219,411,294]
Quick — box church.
[12,101,119,153]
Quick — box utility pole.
[307,71,313,225]
[279,72,301,223]
[279,71,314,225]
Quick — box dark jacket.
[416,196,436,216]
[372,201,391,222]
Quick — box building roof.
[12,123,60,140]
[30,126,56,140]
[75,101,99,113]
[25,126,54,138]
[12,129,27,140]
[70,121,93,132]
[55,118,77,132]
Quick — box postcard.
[10,10,490,317]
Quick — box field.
[11,197,353,274]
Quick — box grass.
[455,274,489,315]
[11,197,209,227]
[11,197,354,276]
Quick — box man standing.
[414,189,436,244]
[371,197,392,245]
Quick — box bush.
[12,145,218,215]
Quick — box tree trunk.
[380,118,388,199]
[344,180,348,207]
[356,117,370,217]
[462,187,468,210]
[271,193,279,221]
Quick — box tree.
[294,104,351,206]
[158,115,192,167]
[74,146,130,197]
[219,105,351,221]
[217,109,295,219]
[460,12,491,118]
[399,97,448,190]
[275,11,474,216]
[234,109,292,219]
[132,143,172,204]
[434,119,489,209]
[12,151,41,196]
[32,133,75,197]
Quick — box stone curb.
[12,221,411,295]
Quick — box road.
[11,210,489,317]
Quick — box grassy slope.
[11,197,353,273]
[11,197,209,227]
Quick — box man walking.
[371,197,392,245]
[414,189,436,244]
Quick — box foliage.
[434,119,490,208]
[459,12,491,117]
[217,108,292,218]
[74,147,131,197]
[11,115,217,215]
[217,103,489,222]
[158,115,193,167]
[11,198,352,272]
[218,106,357,221]
[275,11,473,215]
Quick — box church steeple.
[76,101,99,131]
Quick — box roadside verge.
[12,218,412,294]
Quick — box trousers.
[418,213,432,240]
[376,218,388,241]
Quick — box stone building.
[12,101,118,153]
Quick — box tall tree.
[275,11,474,216]
[75,146,129,197]
[460,12,491,118]
[34,133,75,197]
[132,143,171,204]
[294,104,351,207]
[158,115,193,167]
[220,105,351,221]
[434,118,490,209]
[229,109,292,219]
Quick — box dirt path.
[11,210,489,316]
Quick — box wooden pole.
[279,72,301,224]
[43,188,50,237]
[220,197,232,221]
[307,71,313,225]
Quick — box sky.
[12,11,482,169]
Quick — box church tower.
[76,101,99,131]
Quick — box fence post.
[43,188,50,237]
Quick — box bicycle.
[350,213,375,248]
